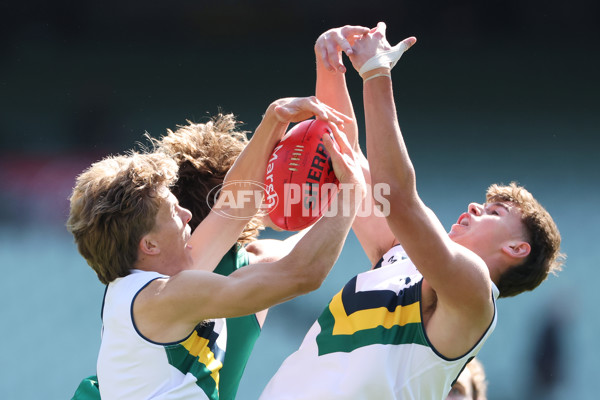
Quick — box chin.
[448,232,466,246]
[448,229,459,240]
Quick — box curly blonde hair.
[151,113,264,245]
[486,182,564,297]
[67,152,178,284]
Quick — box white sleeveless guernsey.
[97,270,227,400]
[260,245,499,400]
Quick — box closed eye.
[486,202,509,216]
[484,206,500,216]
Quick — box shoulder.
[112,269,165,285]
[107,270,166,303]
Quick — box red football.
[264,119,339,231]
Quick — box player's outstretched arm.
[134,99,365,342]
[349,23,493,319]
[315,25,397,265]
[315,25,367,150]
[186,96,348,274]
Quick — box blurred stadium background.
[1,1,599,399]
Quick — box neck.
[133,254,165,275]
[478,253,510,287]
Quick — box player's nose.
[468,203,483,216]
[180,206,192,224]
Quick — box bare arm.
[348,24,493,321]
[315,26,397,265]
[135,108,366,342]
[186,96,350,273]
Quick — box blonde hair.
[151,113,263,245]
[486,182,564,297]
[67,152,178,284]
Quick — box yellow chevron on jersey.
[316,272,427,356]
[329,289,421,336]
[180,330,223,386]
[165,320,226,399]
[261,244,500,400]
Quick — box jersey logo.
[373,246,408,270]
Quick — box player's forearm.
[226,103,285,184]
[315,62,359,151]
[219,103,286,219]
[199,189,362,319]
[363,76,416,197]
[284,184,363,291]
[350,152,397,264]
[316,58,389,258]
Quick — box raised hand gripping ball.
[264,119,339,231]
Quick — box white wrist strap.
[363,73,391,82]
[359,41,410,78]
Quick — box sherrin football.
[264,119,339,231]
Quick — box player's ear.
[501,241,530,260]
[139,234,160,256]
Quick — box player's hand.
[348,22,416,75]
[315,25,371,73]
[322,125,366,195]
[271,96,351,130]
